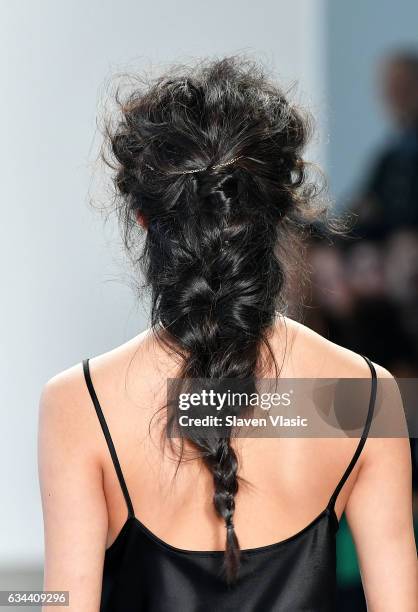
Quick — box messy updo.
[103,55,325,582]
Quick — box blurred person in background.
[351,50,418,239]
[344,240,417,375]
[305,239,416,375]
[385,229,418,353]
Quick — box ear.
[135,210,148,229]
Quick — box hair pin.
[145,156,243,175]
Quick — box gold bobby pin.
[145,156,243,174]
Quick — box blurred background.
[0,0,417,610]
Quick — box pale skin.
[38,317,418,611]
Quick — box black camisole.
[82,355,377,612]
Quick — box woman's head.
[104,54,324,582]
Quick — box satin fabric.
[101,507,339,612]
[82,355,377,612]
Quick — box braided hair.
[104,55,322,583]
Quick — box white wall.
[0,0,325,567]
[325,0,418,206]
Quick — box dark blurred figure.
[305,239,417,375]
[352,50,418,238]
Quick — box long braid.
[207,439,240,580]
[104,55,321,582]
[152,167,274,581]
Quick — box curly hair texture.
[103,55,326,583]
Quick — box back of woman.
[39,56,417,611]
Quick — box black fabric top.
[82,355,377,612]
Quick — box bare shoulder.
[38,364,99,471]
[280,316,409,462]
[40,329,148,406]
[278,315,393,381]
[39,360,90,434]
[38,327,171,443]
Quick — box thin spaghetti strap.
[327,355,377,510]
[82,358,135,519]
